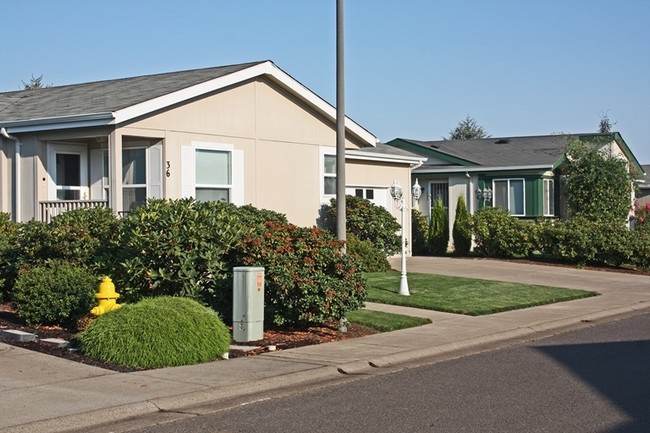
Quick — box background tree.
[22,74,51,90]
[446,115,490,140]
[598,111,617,133]
[564,140,634,224]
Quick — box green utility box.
[232,267,265,342]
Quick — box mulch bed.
[0,303,376,372]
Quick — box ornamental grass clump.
[77,297,231,369]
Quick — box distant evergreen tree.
[447,115,489,140]
[22,74,51,90]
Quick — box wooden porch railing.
[39,200,109,223]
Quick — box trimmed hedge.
[77,297,230,369]
[346,233,391,272]
[452,196,472,256]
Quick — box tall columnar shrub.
[452,196,472,256]
[112,198,241,307]
[564,140,635,224]
[411,209,429,255]
[78,297,230,369]
[228,221,367,326]
[12,261,97,327]
[322,195,401,255]
[428,197,449,255]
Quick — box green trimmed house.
[387,132,644,243]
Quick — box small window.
[493,179,525,216]
[324,154,336,196]
[543,179,555,216]
[122,148,147,211]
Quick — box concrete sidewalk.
[1,257,649,433]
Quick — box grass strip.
[347,309,431,332]
[365,272,598,316]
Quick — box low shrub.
[472,207,534,258]
[77,297,230,369]
[12,261,97,327]
[228,221,367,326]
[346,234,391,272]
[321,195,401,255]
[0,213,19,302]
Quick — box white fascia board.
[415,164,553,174]
[346,149,425,166]
[0,113,114,134]
[112,61,379,147]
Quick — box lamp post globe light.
[390,179,422,296]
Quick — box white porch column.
[108,132,123,215]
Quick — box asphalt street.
[112,310,650,433]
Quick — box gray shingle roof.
[0,61,265,122]
[399,134,604,168]
[640,165,650,189]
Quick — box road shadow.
[537,340,650,433]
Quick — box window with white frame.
[122,147,147,211]
[181,142,243,205]
[543,179,555,216]
[48,143,88,200]
[195,149,231,202]
[493,179,525,216]
[323,154,336,196]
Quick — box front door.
[48,144,88,200]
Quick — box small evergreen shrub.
[322,195,401,255]
[452,196,472,256]
[12,261,97,327]
[411,209,429,255]
[347,234,391,272]
[77,297,230,369]
[428,197,449,255]
[228,221,367,326]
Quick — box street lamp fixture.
[390,178,422,296]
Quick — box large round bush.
[77,297,231,369]
[12,261,97,327]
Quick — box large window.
[543,179,555,216]
[195,149,231,202]
[493,179,525,216]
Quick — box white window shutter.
[231,149,244,205]
[90,149,105,200]
[147,144,163,199]
[181,146,196,198]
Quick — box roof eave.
[113,61,378,147]
[414,164,554,174]
[346,149,426,166]
[0,112,115,133]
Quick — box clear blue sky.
[2,0,649,162]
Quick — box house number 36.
[166,161,171,177]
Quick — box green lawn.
[364,272,598,316]
[346,309,431,332]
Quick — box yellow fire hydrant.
[90,276,122,316]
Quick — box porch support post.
[108,131,123,215]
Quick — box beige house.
[0,61,423,243]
